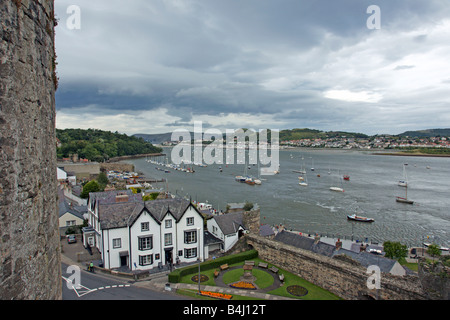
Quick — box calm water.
[126,148,450,247]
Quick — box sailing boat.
[330,170,344,192]
[299,172,308,186]
[398,163,408,187]
[293,157,306,174]
[396,183,414,204]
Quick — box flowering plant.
[200,290,233,300]
[229,281,257,290]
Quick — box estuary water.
[126,147,450,248]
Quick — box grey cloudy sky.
[54,0,450,135]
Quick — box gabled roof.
[58,200,87,220]
[97,198,197,230]
[212,212,245,235]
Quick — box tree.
[97,172,108,189]
[80,180,100,198]
[383,241,408,260]
[243,201,254,211]
[426,244,441,259]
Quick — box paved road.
[61,262,186,300]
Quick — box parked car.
[67,235,77,244]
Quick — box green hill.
[56,128,162,162]
[398,128,450,138]
[279,128,368,141]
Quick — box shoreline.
[373,152,450,158]
[108,152,165,162]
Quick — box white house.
[206,212,246,252]
[85,190,205,271]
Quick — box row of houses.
[58,186,269,272]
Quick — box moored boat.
[347,214,374,223]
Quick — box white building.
[206,212,246,252]
[85,190,204,271]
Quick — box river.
[125,147,450,248]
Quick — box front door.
[120,255,127,267]
[165,248,173,266]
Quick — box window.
[186,217,194,226]
[139,254,153,266]
[184,248,197,259]
[212,226,218,235]
[112,238,121,249]
[164,233,172,246]
[138,236,153,250]
[165,219,172,228]
[141,222,149,231]
[66,220,76,226]
[184,230,197,244]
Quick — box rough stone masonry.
[0,0,61,299]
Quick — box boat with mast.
[398,163,408,187]
[330,170,344,192]
[396,184,414,204]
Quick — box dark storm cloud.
[54,0,450,135]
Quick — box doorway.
[165,248,173,266]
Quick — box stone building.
[0,0,61,299]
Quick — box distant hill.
[57,128,162,162]
[280,128,369,140]
[397,128,450,138]
[134,132,174,144]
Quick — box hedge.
[168,249,258,283]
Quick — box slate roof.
[332,249,397,273]
[204,231,222,246]
[97,198,194,230]
[213,212,245,235]
[259,224,275,237]
[274,230,400,273]
[58,200,87,220]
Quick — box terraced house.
[84,190,204,271]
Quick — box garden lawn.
[177,256,340,300]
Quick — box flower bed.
[229,281,257,290]
[191,274,209,283]
[287,285,308,297]
[200,290,232,300]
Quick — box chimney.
[115,194,129,203]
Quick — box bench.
[245,260,255,266]
[279,274,285,282]
[214,270,220,278]
[258,262,268,269]
[269,266,279,274]
[220,264,229,271]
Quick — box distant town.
[279,135,450,150]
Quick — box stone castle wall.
[0,0,61,299]
[246,234,426,300]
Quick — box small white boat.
[330,187,344,192]
[347,214,374,223]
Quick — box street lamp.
[197,227,201,295]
